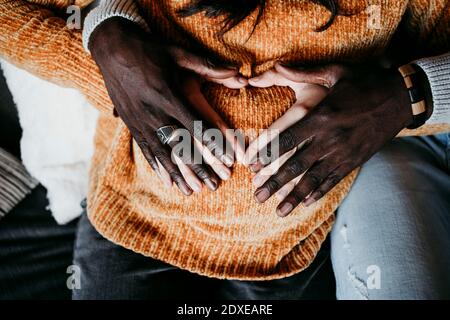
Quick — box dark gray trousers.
[0,186,77,299]
[72,211,335,300]
[0,187,334,300]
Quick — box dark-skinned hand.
[89,17,247,196]
[245,63,420,217]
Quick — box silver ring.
[156,125,179,145]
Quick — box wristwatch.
[398,64,429,129]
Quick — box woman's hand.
[245,63,414,217]
[244,64,331,198]
[246,64,337,167]
[89,17,246,195]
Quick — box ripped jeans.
[331,133,450,299]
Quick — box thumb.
[168,46,238,79]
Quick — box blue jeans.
[331,133,450,299]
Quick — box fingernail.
[250,76,261,82]
[221,154,234,167]
[255,188,270,203]
[238,77,248,84]
[218,168,230,180]
[277,202,293,217]
[303,197,316,207]
[205,178,218,191]
[252,174,264,187]
[191,181,202,193]
[250,162,262,173]
[179,183,193,196]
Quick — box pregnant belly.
[89,85,358,279]
[128,84,353,242]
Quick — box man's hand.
[89,17,246,195]
[245,63,413,217]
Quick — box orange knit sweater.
[1,0,449,280]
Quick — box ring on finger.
[156,125,179,145]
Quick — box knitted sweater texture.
[1,0,449,280]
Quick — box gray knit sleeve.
[413,53,450,125]
[0,148,38,220]
[82,0,150,53]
